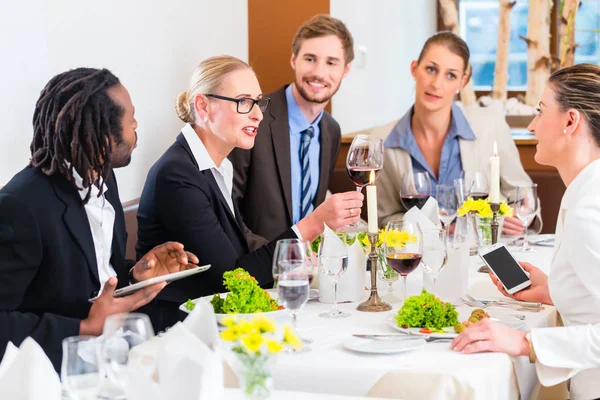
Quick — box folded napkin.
[403,197,441,229]
[126,299,224,400]
[0,338,61,400]
[318,224,366,303]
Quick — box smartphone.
[478,243,531,294]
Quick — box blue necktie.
[299,126,314,219]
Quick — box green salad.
[185,268,280,314]
[395,290,458,330]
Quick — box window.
[458,0,600,91]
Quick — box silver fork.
[459,297,528,319]
[464,293,541,309]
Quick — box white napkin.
[318,225,366,303]
[0,338,61,400]
[403,197,441,229]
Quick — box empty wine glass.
[318,232,349,318]
[383,220,422,304]
[276,255,311,352]
[461,171,489,200]
[61,336,102,400]
[452,216,470,250]
[399,172,432,211]
[514,184,539,253]
[100,313,155,397]
[346,134,384,193]
[436,184,458,236]
[421,229,448,295]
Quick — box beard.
[110,133,136,168]
[294,76,342,104]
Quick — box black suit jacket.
[228,85,341,241]
[136,133,297,305]
[0,167,130,372]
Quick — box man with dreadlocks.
[0,68,199,371]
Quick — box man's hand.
[132,242,199,282]
[80,277,165,335]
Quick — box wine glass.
[514,184,539,253]
[276,255,311,352]
[383,220,422,304]
[318,232,349,318]
[452,216,470,250]
[346,134,384,193]
[461,171,489,200]
[399,172,432,211]
[100,313,155,396]
[436,184,458,236]
[421,228,448,295]
[61,336,103,400]
[272,239,314,344]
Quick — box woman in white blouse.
[451,63,600,400]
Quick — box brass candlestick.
[490,202,501,245]
[357,232,392,312]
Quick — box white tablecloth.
[224,246,557,400]
[223,388,389,399]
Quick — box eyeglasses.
[205,94,270,114]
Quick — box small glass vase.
[233,352,275,400]
[376,250,401,303]
[475,215,504,248]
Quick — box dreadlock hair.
[30,68,123,204]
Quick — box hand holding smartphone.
[479,244,531,294]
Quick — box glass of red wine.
[461,171,489,200]
[272,239,314,346]
[399,172,432,211]
[346,134,384,192]
[383,220,422,304]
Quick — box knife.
[353,334,426,340]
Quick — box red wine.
[386,253,422,275]
[347,167,381,187]
[400,194,430,210]
[470,192,489,201]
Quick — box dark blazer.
[228,85,341,241]
[0,167,130,372]
[136,133,297,307]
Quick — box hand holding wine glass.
[400,172,432,211]
[346,134,384,192]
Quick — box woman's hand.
[502,216,525,235]
[489,261,553,305]
[450,318,529,357]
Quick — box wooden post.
[439,0,477,106]
[492,1,517,101]
[522,0,552,107]
[559,0,580,68]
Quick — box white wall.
[330,0,438,134]
[0,0,248,202]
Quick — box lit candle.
[490,141,500,203]
[367,170,378,233]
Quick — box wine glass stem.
[291,310,298,332]
[388,281,393,295]
[356,186,363,193]
[402,275,407,303]
[522,222,529,251]
[332,281,339,315]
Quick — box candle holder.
[357,232,392,312]
[490,202,501,244]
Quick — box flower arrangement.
[357,228,417,280]
[220,315,301,399]
[457,197,513,218]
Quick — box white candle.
[367,170,378,233]
[490,141,500,203]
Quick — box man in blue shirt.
[229,14,356,241]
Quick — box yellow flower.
[499,202,514,217]
[251,316,276,334]
[385,230,403,248]
[266,339,284,354]
[398,230,416,244]
[221,315,237,328]
[479,206,493,218]
[360,235,371,248]
[238,318,254,334]
[283,325,302,349]
[241,333,264,354]
[220,325,241,342]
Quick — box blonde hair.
[175,55,252,123]
[291,14,354,64]
[549,64,600,146]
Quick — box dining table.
[223,244,558,400]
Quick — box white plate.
[179,290,288,324]
[89,264,211,302]
[387,318,458,338]
[528,234,555,247]
[342,336,426,354]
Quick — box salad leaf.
[395,290,458,330]
[213,268,278,314]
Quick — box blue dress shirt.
[286,85,323,224]
[384,103,476,193]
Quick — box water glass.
[514,184,539,252]
[272,239,315,287]
[436,184,458,235]
[421,229,448,295]
[277,259,311,352]
[318,232,349,318]
[61,336,102,400]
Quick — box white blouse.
[532,158,600,400]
